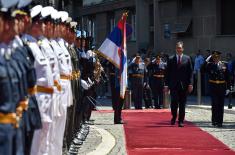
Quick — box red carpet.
[123,110,235,155]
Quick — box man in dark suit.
[165,41,193,127]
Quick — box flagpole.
[120,12,128,99]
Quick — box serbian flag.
[98,13,132,98]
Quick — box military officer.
[68,30,90,154]
[24,5,55,155]
[16,1,43,153]
[12,2,43,154]
[57,11,73,108]
[128,54,146,109]
[147,55,167,109]
[106,61,116,110]
[38,6,67,155]
[204,51,229,127]
[143,57,152,109]
[74,29,84,126]
[63,21,81,150]
[0,1,22,154]
[5,1,32,154]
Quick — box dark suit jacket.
[166,54,193,90]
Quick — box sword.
[88,96,104,107]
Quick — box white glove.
[81,80,89,90]
[86,50,93,59]
[206,55,212,62]
[226,89,230,95]
[88,77,94,86]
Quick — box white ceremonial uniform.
[39,36,61,117]
[57,38,73,107]
[49,38,71,155]
[38,36,63,155]
[22,34,54,155]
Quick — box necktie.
[178,55,181,65]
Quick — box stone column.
[96,13,108,46]
[135,0,150,51]
[154,0,160,53]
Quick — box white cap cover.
[51,8,60,20]
[41,6,54,18]
[58,11,69,22]
[66,17,72,23]
[70,21,77,28]
[30,5,42,18]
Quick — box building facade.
[32,0,78,15]
[34,0,235,57]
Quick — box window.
[220,0,235,35]
[178,0,192,15]
[110,17,116,32]
[131,12,136,41]
[171,19,193,38]
[87,17,96,43]
[107,12,115,33]
[175,0,193,38]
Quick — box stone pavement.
[186,107,235,150]
[77,110,127,155]
[77,96,235,155]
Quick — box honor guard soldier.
[0,0,23,154]
[204,51,229,127]
[38,6,67,155]
[24,5,55,155]
[128,54,146,109]
[74,29,86,129]
[12,1,45,154]
[106,61,117,110]
[57,11,73,108]
[147,55,167,109]
[52,10,73,155]
[105,61,124,123]
[143,58,152,109]
[16,1,43,154]
[70,53,90,153]
[49,10,76,154]
[5,1,30,154]
[63,20,81,151]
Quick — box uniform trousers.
[131,79,143,109]
[31,93,53,155]
[209,83,226,125]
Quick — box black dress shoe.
[171,119,176,125]
[216,124,223,128]
[212,122,217,126]
[178,123,184,127]
[114,120,125,124]
[72,138,83,145]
